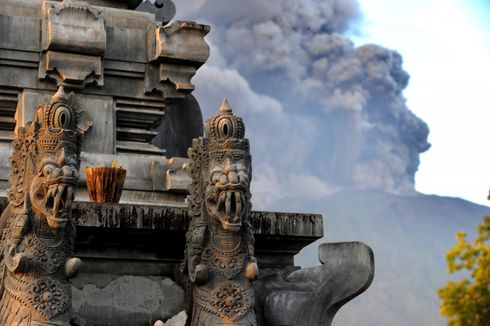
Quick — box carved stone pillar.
[0,87,86,325]
[184,99,258,325]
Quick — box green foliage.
[438,215,490,325]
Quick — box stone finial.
[218,98,232,115]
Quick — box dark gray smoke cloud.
[174,0,430,207]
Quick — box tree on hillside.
[438,204,490,326]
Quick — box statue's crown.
[36,87,80,154]
[205,99,245,142]
[204,99,249,162]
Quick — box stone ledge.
[75,202,323,268]
[0,198,323,238]
[72,201,323,237]
[0,198,323,268]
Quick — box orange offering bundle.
[85,161,126,203]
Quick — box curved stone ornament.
[183,99,258,326]
[255,241,375,326]
[0,87,85,325]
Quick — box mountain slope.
[275,190,489,326]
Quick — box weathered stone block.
[0,14,41,51]
[106,26,148,62]
[153,21,210,66]
[165,166,189,192]
[72,274,185,326]
[145,64,185,100]
[160,63,196,94]
[78,95,114,154]
[104,59,146,78]
[0,48,39,70]
[39,51,103,87]
[145,21,210,97]
[150,158,189,192]
[42,0,106,56]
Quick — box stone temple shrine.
[0,1,374,325]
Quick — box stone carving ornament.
[0,87,84,325]
[183,100,258,326]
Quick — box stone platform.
[0,198,323,325]
[72,201,323,269]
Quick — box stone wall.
[0,0,210,205]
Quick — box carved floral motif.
[210,282,253,321]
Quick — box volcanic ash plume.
[176,0,431,204]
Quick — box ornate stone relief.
[183,99,258,325]
[40,0,106,88]
[0,87,85,325]
[146,21,210,99]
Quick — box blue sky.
[352,0,490,205]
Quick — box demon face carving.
[205,156,251,232]
[30,89,81,229]
[29,148,79,229]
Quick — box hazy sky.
[173,0,490,207]
[167,3,489,324]
[351,0,490,205]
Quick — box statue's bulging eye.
[44,166,53,176]
[35,190,44,200]
[42,165,60,178]
[217,118,234,138]
[238,171,248,183]
[211,173,221,184]
[62,165,71,177]
[53,105,73,129]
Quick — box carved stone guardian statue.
[0,87,84,325]
[183,99,258,326]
